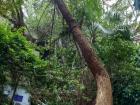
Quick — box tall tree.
[53,0,112,105]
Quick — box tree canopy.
[0,0,140,105]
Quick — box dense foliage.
[0,0,140,105]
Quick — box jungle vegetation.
[0,0,140,105]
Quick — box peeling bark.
[54,0,113,105]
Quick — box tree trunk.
[53,0,113,105]
[9,80,19,105]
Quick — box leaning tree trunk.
[53,0,112,105]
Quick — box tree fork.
[53,0,113,105]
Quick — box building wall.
[3,85,31,105]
